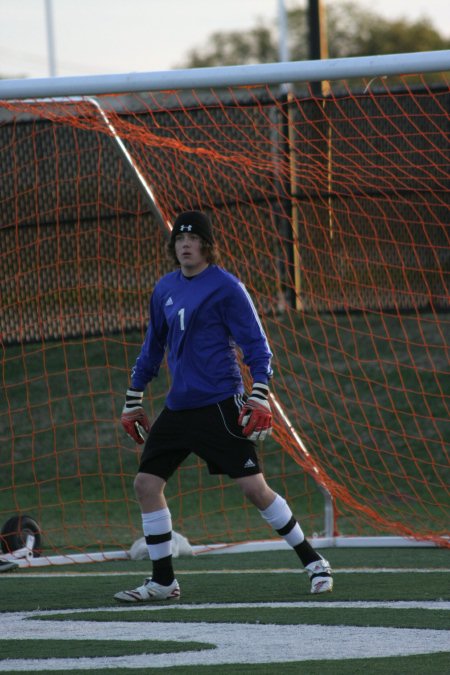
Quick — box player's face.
[174,233,209,276]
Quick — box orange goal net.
[0,68,449,560]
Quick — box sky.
[0,0,449,80]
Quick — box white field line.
[1,600,449,671]
[0,611,449,671]
[21,600,450,612]
[1,567,449,578]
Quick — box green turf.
[0,639,215,659]
[1,570,448,612]
[38,607,450,631]
[13,654,447,675]
[1,549,448,674]
[32,654,448,675]
[1,549,449,612]
[3,647,450,675]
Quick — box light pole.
[308,0,328,62]
[307,0,329,94]
[44,0,57,77]
[278,0,290,63]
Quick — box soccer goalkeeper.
[115,210,332,602]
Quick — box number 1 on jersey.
[178,308,185,331]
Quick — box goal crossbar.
[0,50,449,100]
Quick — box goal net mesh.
[1,71,448,556]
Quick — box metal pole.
[44,0,57,77]
[278,0,290,63]
[270,394,335,539]
[86,97,172,237]
[275,2,295,308]
[308,0,322,61]
[308,0,329,95]
[1,51,449,99]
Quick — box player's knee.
[133,472,162,501]
[238,478,275,510]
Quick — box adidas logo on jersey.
[244,458,256,468]
[165,297,173,306]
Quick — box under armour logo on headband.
[171,211,213,244]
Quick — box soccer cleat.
[305,558,333,594]
[114,578,180,603]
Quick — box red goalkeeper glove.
[238,383,272,442]
[121,389,151,444]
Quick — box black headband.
[171,211,213,244]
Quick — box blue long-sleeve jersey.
[131,265,273,410]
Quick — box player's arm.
[225,282,273,441]
[121,290,168,444]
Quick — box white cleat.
[114,578,180,603]
[305,558,333,594]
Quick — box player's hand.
[238,383,272,442]
[121,389,151,444]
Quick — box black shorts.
[138,396,261,480]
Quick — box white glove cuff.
[250,383,270,402]
[125,389,144,407]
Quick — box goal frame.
[1,50,448,561]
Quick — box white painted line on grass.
[0,611,448,671]
[25,600,450,612]
[2,567,449,578]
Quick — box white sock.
[141,508,172,560]
[259,494,304,548]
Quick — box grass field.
[0,547,449,673]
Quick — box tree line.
[176,1,450,68]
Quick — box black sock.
[293,539,323,567]
[151,555,175,586]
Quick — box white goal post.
[0,50,449,99]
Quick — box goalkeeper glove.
[121,388,151,444]
[238,383,272,442]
